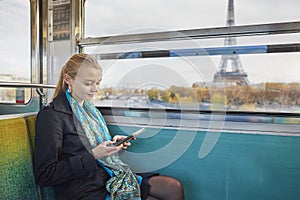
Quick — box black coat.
[34,91,110,200]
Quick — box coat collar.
[52,91,73,115]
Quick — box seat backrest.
[26,115,56,200]
[25,115,56,200]
[26,115,37,150]
[0,117,39,200]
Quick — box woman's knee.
[167,177,184,195]
[148,175,184,199]
[161,176,182,188]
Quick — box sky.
[1,0,300,87]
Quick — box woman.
[34,53,184,200]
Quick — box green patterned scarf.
[66,91,141,200]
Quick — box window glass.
[85,0,300,113]
[85,0,300,36]
[0,0,30,104]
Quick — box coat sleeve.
[33,107,98,186]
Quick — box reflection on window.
[0,0,30,104]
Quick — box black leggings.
[139,173,184,200]
[138,172,159,199]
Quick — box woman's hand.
[91,140,122,160]
[112,135,133,149]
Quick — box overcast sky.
[1,0,300,87]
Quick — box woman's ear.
[63,74,72,85]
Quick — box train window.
[0,0,30,104]
[84,0,300,113]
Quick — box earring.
[67,85,72,93]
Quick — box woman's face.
[66,65,102,106]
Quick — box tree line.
[100,82,300,110]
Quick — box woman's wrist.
[91,148,96,159]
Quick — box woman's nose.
[91,83,98,92]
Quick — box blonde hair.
[52,53,102,99]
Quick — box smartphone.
[114,128,145,146]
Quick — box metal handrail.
[78,21,300,47]
[0,82,56,89]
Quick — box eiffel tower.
[213,0,250,86]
